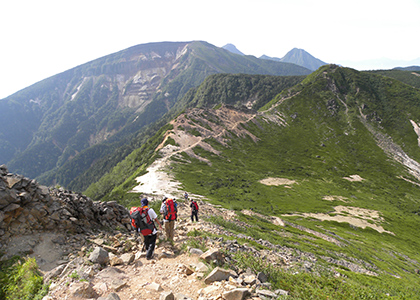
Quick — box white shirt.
[160,202,168,222]
[143,207,158,235]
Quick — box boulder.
[146,282,163,292]
[89,247,109,265]
[257,271,268,283]
[189,248,204,256]
[223,288,251,300]
[98,292,121,300]
[204,267,237,284]
[160,291,175,300]
[69,282,98,299]
[200,248,223,264]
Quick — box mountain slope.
[84,73,305,201]
[261,48,327,71]
[0,41,311,185]
[94,64,420,296]
[368,69,420,89]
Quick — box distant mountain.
[260,48,327,71]
[222,43,245,56]
[393,66,420,71]
[340,57,420,71]
[0,41,311,188]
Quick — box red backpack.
[163,199,177,221]
[191,200,198,212]
[130,207,155,236]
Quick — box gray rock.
[43,264,67,283]
[256,289,277,298]
[223,288,251,300]
[97,292,121,300]
[189,247,204,256]
[69,282,98,299]
[0,164,8,175]
[146,282,163,292]
[243,274,257,285]
[160,291,175,300]
[120,252,135,265]
[200,248,224,264]
[274,289,289,296]
[204,267,237,284]
[257,271,268,283]
[89,247,109,265]
[193,261,209,272]
[175,293,193,300]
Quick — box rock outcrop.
[0,164,130,243]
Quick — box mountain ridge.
[3,61,420,298]
[0,41,311,186]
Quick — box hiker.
[184,192,188,200]
[160,196,177,241]
[130,197,162,260]
[190,198,199,222]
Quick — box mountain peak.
[280,48,327,71]
[260,48,327,71]
[222,43,245,56]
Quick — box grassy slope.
[92,65,420,297]
[170,66,420,296]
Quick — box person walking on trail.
[184,192,189,201]
[190,198,199,222]
[130,198,162,260]
[160,197,177,241]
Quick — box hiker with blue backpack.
[129,197,162,260]
[160,196,177,241]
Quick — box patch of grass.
[68,271,80,280]
[164,136,179,147]
[229,251,420,299]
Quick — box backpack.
[163,198,177,221]
[130,207,155,236]
[191,201,198,212]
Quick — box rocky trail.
[39,201,291,300]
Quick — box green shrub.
[0,256,49,300]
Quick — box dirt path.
[104,221,207,299]
[47,207,221,300]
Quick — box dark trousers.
[144,233,157,259]
[191,211,198,222]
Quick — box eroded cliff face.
[116,45,190,110]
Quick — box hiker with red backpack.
[130,197,162,260]
[190,198,199,222]
[160,196,177,241]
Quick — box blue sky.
[1,0,419,99]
